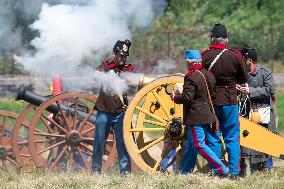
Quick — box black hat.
[240,44,250,57]
[211,23,228,38]
[113,39,131,56]
[247,48,257,61]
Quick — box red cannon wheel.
[0,110,20,172]
[12,104,49,171]
[28,92,117,171]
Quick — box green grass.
[1,170,284,189]
[0,98,28,114]
[276,91,284,132]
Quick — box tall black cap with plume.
[211,23,228,38]
[113,39,131,56]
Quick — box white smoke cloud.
[152,59,177,74]
[0,1,45,57]
[0,3,21,57]
[14,0,166,93]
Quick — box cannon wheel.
[0,110,20,172]
[124,75,210,173]
[28,92,116,171]
[11,104,48,171]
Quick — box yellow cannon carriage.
[123,74,284,173]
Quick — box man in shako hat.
[172,50,227,176]
[237,47,276,176]
[92,39,134,175]
[202,23,248,179]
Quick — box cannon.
[9,74,159,173]
[13,85,117,171]
[0,74,173,173]
[2,74,282,174]
[15,86,97,124]
[123,75,284,173]
[0,110,20,172]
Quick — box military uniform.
[202,43,248,175]
[174,50,228,175]
[247,65,276,132]
[92,39,134,175]
[240,64,276,173]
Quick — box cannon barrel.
[137,74,165,90]
[15,85,96,124]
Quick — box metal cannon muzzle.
[138,74,164,90]
[15,85,96,124]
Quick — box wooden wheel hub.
[166,118,184,140]
[67,130,81,146]
[0,146,7,159]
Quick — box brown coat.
[95,60,133,113]
[174,66,216,125]
[202,45,248,105]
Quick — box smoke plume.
[152,59,176,74]
[0,0,44,58]
[14,0,167,93]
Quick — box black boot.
[239,158,247,177]
[229,174,240,181]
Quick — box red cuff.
[173,95,178,102]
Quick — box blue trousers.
[266,157,273,171]
[180,124,228,175]
[91,111,131,174]
[207,105,240,175]
[160,142,176,171]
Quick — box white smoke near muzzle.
[152,59,177,74]
[14,0,167,94]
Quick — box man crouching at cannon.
[92,39,135,175]
[172,50,228,176]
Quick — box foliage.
[0,58,23,75]
[1,1,284,74]
[132,0,284,71]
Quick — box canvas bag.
[249,106,271,124]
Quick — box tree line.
[0,0,283,74]
[132,0,284,72]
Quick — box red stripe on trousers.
[191,126,224,175]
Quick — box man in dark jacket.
[92,39,134,175]
[202,23,248,178]
[237,47,276,175]
[173,50,228,175]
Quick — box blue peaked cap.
[184,50,201,60]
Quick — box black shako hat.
[113,39,131,56]
[240,44,250,57]
[247,48,257,61]
[211,23,228,38]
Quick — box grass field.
[0,98,28,114]
[1,170,284,189]
[0,93,283,188]
[276,91,284,132]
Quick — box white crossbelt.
[208,48,227,70]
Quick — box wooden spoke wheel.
[0,110,20,172]
[28,92,116,172]
[124,75,208,173]
[12,104,47,171]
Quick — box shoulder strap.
[117,92,127,109]
[208,48,227,70]
[195,70,214,113]
[195,70,219,131]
